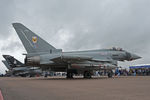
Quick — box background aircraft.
[2,55,42,77]
[13,23,141,78]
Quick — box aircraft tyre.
[108,70,113,78]
[84,71,91,79]
[66,72,73,78]
[44,74,48,78]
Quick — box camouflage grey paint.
[13,23,141,73]
[2,55,42,76]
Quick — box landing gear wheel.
[66,64,73,79]
[44,74,48,78]
[29,74,32,77]
[84,71,91,79]
[67,72,73,78]
[66,71,73,79]
[108,70,113,78]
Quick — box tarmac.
[0,76,150,100]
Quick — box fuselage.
[25,48,140,72]
[12,23,141,78]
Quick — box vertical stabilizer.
[12,23,56,54]
[3,55,24,68]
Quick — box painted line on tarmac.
[0,90,4,100]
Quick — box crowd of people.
[114,68,150,76]
[1,67,150,77]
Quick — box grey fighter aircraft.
[2,55,42,77]
[12,23,141,78]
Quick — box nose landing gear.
[84,71,92,79]
[66,71,73,78]
[107,70,113,78]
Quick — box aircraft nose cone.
[130,54,141,60]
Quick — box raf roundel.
[32,36,37,43]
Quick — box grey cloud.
[0,0,150,73]
[1,41,23,52]
[0,0,15,39]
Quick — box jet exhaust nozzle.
[25,56,40,65]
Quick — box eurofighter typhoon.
[2,55,41,77]
[12,23,141,78]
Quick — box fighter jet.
[2,55,42,77]
[12,23,141,78]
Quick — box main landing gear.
[66,71,73,78]
[66,68,77,79]
[84,71,92,79]
[107,70,113,78]
[66,64,73,79]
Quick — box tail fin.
[12,23,56,54]
[2,55,24,68]
[2,60,11,69]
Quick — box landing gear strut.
[107,70,113,78]
[66,71,73,78]
[84,71,92,79]
[66,67,75,79]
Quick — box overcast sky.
[0,0,150,74]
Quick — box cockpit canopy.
[111,47,123,51]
